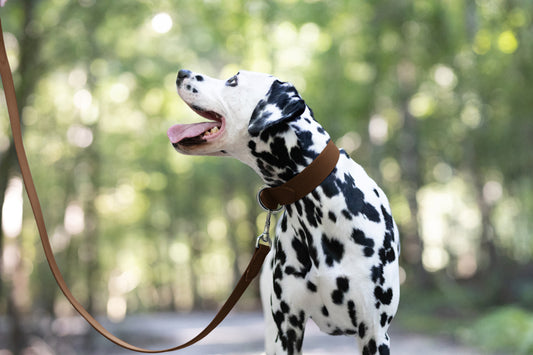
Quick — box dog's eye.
[226,76,238,87]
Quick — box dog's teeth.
[203,126,220,137]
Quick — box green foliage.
[461,307,533,354]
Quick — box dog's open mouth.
[167,106,225,146]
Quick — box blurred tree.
[1,0,42,352]
[1,0,533,353]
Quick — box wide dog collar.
[258,140,340,211]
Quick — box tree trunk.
[1,0,41,352]
[396,62,432,288]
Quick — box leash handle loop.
[1,19,269,353]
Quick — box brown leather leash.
[1,18,339,352]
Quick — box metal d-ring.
[256,187,284,213]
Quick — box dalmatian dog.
[168,69,400,355]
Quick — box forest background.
[1,0,532,354]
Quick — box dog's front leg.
[271,302,307,355]
[260,253,278,354]
[260,244,308,355]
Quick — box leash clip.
[256,209,274,248]
[255,187,283,248]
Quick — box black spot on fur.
[371,265,385,285]
[272,138,299,181]
[321,173,339,198]
[341,209,352,220]
[329,328,344,335]
[285,329,297,354]
[336,275,350,292]
[285,204,293,218]
[259,121,291,143]
[279,327,304,355]
[348,300,357,328]
[297,222,320,268]
[289,145,308,167]
[321,306,329,316]
[358,322,367,338]
[285,266,297,276]
[331,277,350,304]
[328,211,337,223]
[274,282,282,299]
[293,128,317,156]
[310,189,321,202]
[289,314,300,328]
[332,290,344,304]
[273,310,285,332]
[374,286,393,306]
[379,344,390,355]
[294,200,303,215]
[301,197,322,227]
[351,228,375,257]
[380,312,389,327]
[336,174,381,222]
[280,213,288,232]
[307,281,317,292]
[381,205,394,235]
[322,234,345,266]
[291,237,312,277]
[363,339,377,355]
[274,239,287,265]
[379,233,396,265]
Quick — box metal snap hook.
[256,209,273,248]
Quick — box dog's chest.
[269,154,396,333]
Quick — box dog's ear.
[248,80,306,136]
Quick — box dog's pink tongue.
[167,122,218,144]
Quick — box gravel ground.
[72,312,491,355]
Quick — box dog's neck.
[244,112,331,186]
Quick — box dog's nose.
[178,69,192,79]
[176,69,192,87]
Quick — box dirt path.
[78,312,490,355]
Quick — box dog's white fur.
[172,70,399,355]
[174,71,276,169]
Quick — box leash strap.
[1,19,270,353]
[259,140,340,211]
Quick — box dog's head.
[168,70,306,159]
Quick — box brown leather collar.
[259,140,340,211]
